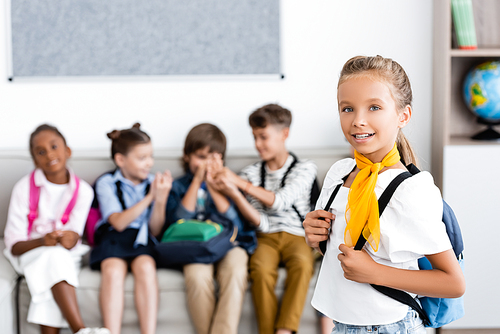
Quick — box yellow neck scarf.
[345,143,400,251]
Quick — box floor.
[440,330,500,334]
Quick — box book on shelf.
[451,0,477,50]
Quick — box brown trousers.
[184,247,249,334]
[250,232,314,334]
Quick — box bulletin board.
[8,0,280,78]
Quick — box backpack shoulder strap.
[378,171,413,215]
[259,152,298,189]
[27,171,40,235]
[318,172,351,255]
[114,178,151,212]
[60,175,80,224]
[115,180,127,211]
[27,172,83,232]
[259,161,266,188]
[318,182,342,255]
[371,284,429,326]
[281,152,299,188]
[352,168,431,326]
[285,153,306,222]
[260,153,304,222]
[91,169,118,208]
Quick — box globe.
[463,60,500,140]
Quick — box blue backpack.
[155,212,238,267]
[319,163,465,328]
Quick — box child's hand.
[338,243,379,284]
[208,153,224,172]
[206,153,223,182]
[58,231,80,250]
[148,178,157,200]
[209,170,239,196]
[212,167,238,185]
[303,210,334,249]
[154,170,173,202]
[194,160,207,183]
[222,167,239,184]
[42,231,62,246]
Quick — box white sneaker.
[91,328,111,334]
[75,328,110,334]
[75,329,93,334]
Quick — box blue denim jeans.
[331,308,426,334]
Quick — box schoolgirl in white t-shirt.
[303,56,465,333]
[3,124,109,334]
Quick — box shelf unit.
[432,0,500,189]
[433,1,500,331]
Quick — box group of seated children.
[3,103,324,334]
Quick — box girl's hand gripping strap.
[318,173,350,255]
[27,171,41,235]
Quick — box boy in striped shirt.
[212,104,317,334]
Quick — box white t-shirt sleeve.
[4,176,30,251]
[379,171,452,263]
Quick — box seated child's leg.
[51,281,85,332]
[184,262,216,334]
[100,257,128,334]
[276,233,314,332]
[40,325,60,334]
[22,246,81,329]
[211,247,249,334]
[130,255,158,334]
[249,233,281,334]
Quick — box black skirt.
[90,223,157,270]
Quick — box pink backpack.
[85,203,101,246]
[84,170,118,246]
[27,170,80,236]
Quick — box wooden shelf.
[435,1,500,329]
[449,135,500,146]
[432,0,500,188]
[450,48,500,57]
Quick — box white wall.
[0,0,433,170]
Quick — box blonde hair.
[338,55,418,166]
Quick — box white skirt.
[4,244,89,328]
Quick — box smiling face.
[338,76,411,163]
[31,130,71,182]
[252,125,288,162]
[115,142,154,184]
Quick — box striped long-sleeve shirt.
[239,154,317,236]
